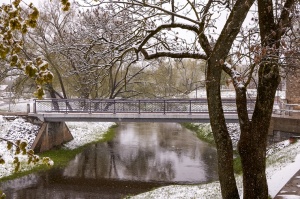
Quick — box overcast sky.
[0,0,41,5]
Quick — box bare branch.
[137,23,199,52]
[140,49,208,60]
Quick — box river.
[1,122,218,199]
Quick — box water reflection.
[64,123,217,183]
[1,123,218,198]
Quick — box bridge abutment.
[268,116,300,142]
[31,122,73,153]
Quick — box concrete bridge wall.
[31,122,73,153]
[268,116,300,142]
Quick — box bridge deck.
[29,98,256,123]
[28,112,242,123]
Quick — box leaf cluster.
[0,139,53,173]
[0,138,53,198]
[0,190,5,199]
[60,0,71,11]
[0,1,56,98]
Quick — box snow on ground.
[0,116,41,177]
[1,117,40,148]
[0,115,114,179]
[63,122,114,149]
[0,98,33,112]
[188,89,286,100]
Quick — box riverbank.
[182,123,241,149]
[129,124,300,199]
[0,116,115,181]
[181,123,215,145]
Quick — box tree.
[0,0,59,98]
[82,0,299,198]
[0,0,70,197]
[25,0,152,99]
[140,58,206,98]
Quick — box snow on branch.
[222,61,245,90]
[140,48,208,60]
[107,0,202,26]
[137,23,199,52]
[131,23,208,60]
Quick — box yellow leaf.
[13,157,19,164]
[27,157,32,164]
[27,149,34,155]
[19,141,27,150]
[15,147,20,155]
[14,162,20,172]
[7,141,13,150]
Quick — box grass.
[181,123,215,146]
[0,164,48,183]
[40,124,117,168]
[0,124,118,182]
[182,122,243,174]
[233,156,243,175]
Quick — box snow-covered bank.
[0,117,40,178]
[0,116,114,179]
[130,140,300,199]
[63,122,114,149]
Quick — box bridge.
[3,98,299,152]
[29,98,255,123]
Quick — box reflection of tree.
[62,123,217,183]
[121,148,176,182]
[199,146,218,181]
[107,141,119,178]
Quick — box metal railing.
[33,98,255,114]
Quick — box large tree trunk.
[204,1,256,197]
[207,58,240,199]
[237,0,293,197]
[238,62,280,199]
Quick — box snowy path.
[269,154,300,198]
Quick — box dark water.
[1,123,218,199]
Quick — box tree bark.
[238,62,280,199]
[204,1,255,198]
[207,57,240,199]
[237,0,294,198]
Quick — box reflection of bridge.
[29,98,255,123]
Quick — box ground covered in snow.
[0,116,113,179]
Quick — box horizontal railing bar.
[33,98,244,102]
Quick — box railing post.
[189,100,192,114]
[113,100,116,114]
[163,100,166,114]
[33,99,36,113]
[27,104,30,113]
[65,99,68,114]
[89,99,92,114]
[138,100,141,114]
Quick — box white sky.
[0,0,257,64]
[0,0,42,6]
